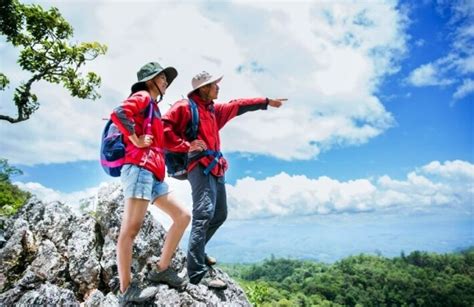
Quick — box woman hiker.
[163,71,286,289]
[111,62,191,304]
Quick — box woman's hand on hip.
[129,134,153,148]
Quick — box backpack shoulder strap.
[188,98,199,139]
[143,97,155,135]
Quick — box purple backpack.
[100,100,154,177]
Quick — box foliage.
[221,248,474,307]
[0,0,107,123]
[0,159,30,216]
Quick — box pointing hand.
[267,98,287,108]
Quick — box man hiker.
[163,71,287,289]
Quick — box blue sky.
[1,0,473,262]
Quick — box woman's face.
[153,73,168,95]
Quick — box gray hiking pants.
[187,164,228,284]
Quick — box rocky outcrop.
[0,182,250,306]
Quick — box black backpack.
[165,98,199,180]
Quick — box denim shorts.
[120,164,170,202]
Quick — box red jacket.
[162,93,268,177]
[110,91,166,181]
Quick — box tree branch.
[0,114,24,123]
[0,73,44,124]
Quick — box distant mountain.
[203,213,474,263]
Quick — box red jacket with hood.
[162,93,268,177]
[110,91,166,181]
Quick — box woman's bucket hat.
[131,62,178,93]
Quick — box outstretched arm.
[214,97,287,130]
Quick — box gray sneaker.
[147,267,187,289]
[117,280,158,306]
[205,254,217,266]
[200,268,227,290]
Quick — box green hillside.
[221,248,474,306]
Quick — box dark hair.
[130,82,149,96]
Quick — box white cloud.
[1,1,408,164]
[406,1,474,100]
[0,80,113,165]
[457,55,474,74]
[209,1,407,159]
[407,63,454,86]
[0,1,254,165]
[225,159,473,219]
[421,159,474,179]
[453,78,474,99]
[19,160,473,221]
[14,181,102,212]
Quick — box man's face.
[210,82,220,100]
[203,81,219,100]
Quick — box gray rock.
[100,234,119,289]
[67,215,101,294]
[16,283,79,306]
[0,286,25,306]
[0,218,35,292]
[30,239,67,283]
[0,182,250,306]
[30,200,75,255]
[83,289,105,307]
[103,291,120,306]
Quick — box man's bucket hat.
[188,71,223,96]
[131,62,178,93]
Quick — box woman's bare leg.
[153,193,191,270]
[117,198,149,293]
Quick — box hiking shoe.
[200,268,227,290]
[117,280,158,306]
[147,267,187,289]
[205,254,217,266]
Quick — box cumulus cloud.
[18,160,473,221]
[421,159,474,179]
[0,0,408,164]
[214,1,407,159]
[14,181,102,211]
[225,159,473,219]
